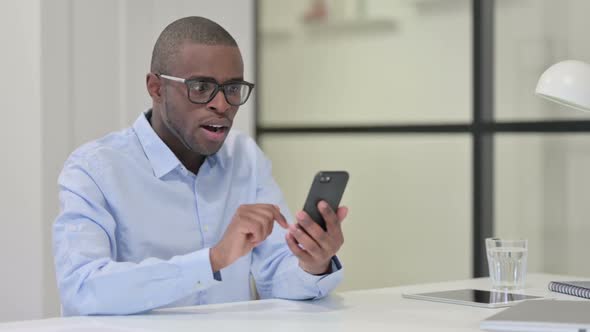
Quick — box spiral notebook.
[548,281,590,299]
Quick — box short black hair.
[150,16,238,74]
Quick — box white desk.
[1,273,586,332]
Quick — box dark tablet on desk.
[402,289,542,308]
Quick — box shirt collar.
[133,111,226,178]
[133,111,180,178]
[207,151,225,169]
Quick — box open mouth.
[201,124,228,133]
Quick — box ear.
[146,73,163,103]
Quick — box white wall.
[0,0,44,322]
[1,0,255,322]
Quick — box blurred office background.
[1,0,590,323]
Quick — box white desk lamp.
[535,60,590,111]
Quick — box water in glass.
[487,246,527,290]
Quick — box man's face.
[160,43,244,155]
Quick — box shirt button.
[204,225,209,232]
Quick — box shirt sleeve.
[53,157,221,316]
[249,145,343,300]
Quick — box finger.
[253,205,283,235]
[288,223,298,233]
[242,216,266,243]
[251,204,286,232]
[285,232,312,261]
[272,205,289,229]
[290,223,323,257]
[324,206,346,240]
[233,205,269,244]
[241,209,272,239]
[337,206,348,222]
[317,201,339,234]
[296,210,328,248]
[259,208,277,237]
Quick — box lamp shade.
[535,60,590,112]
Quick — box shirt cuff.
[295,256,343,298]
[175,247,223,293]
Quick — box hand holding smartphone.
[302,171,349,231]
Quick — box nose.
[207,89,231,114]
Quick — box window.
[256,0,590,290]
[258,0,472,291]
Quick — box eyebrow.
[187,75,245,82]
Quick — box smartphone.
[302,171,349,231]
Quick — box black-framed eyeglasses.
[156,74,255,106]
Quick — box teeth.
[203,124,225,133]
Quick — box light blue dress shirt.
[53,112,343,316]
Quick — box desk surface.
[1,273,587,332]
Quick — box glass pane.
[495,0,590,121]
[260,134,472,290]
[496,135,590,277]
[259,0,472,126]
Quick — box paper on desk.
[1,321,157,332]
